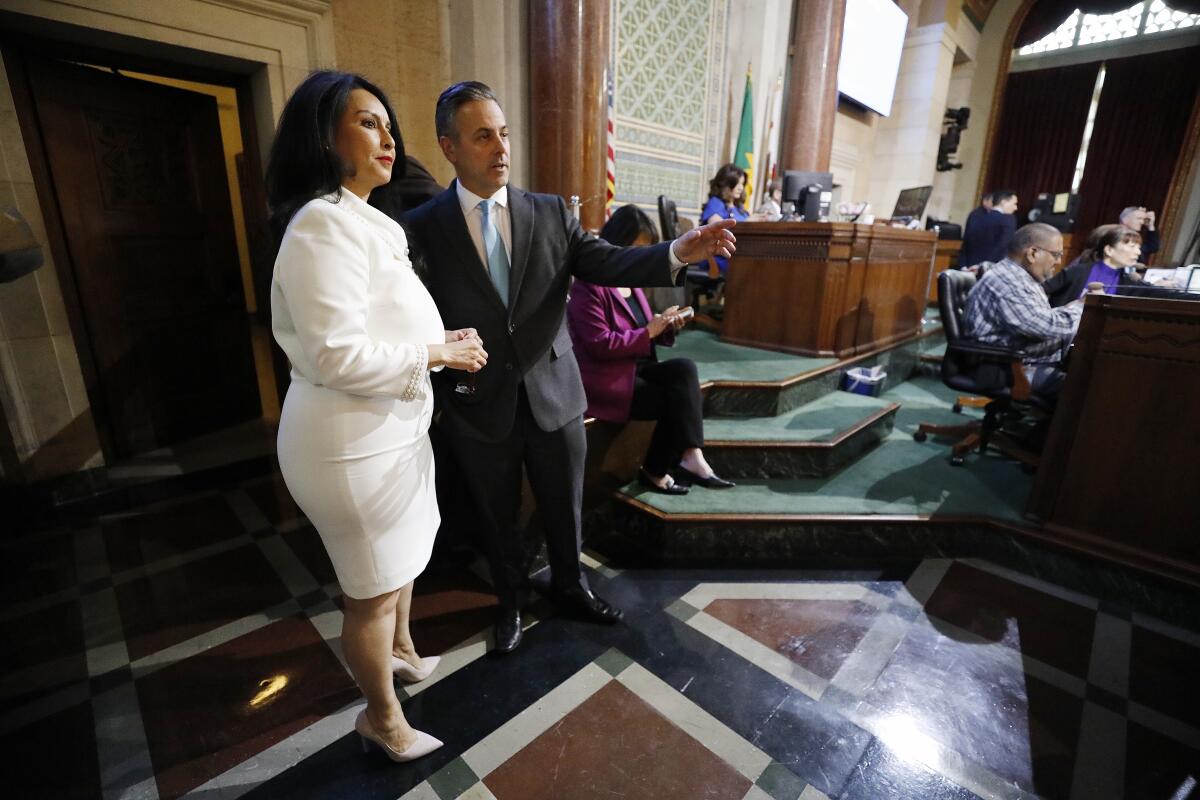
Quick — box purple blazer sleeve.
[567,280,653,361]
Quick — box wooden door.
[25,57,260,458]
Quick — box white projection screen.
[837,0,908,116]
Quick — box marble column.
[779,0,846,173]
[528,0,611,231]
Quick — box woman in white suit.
[266,71,487,762]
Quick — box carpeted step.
[588,376,1033,564]
[701,391,899,478]
[668,328,944,418]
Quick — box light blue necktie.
[479,199,510,306]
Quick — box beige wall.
[721,0,793,198]
[828,0,994,224]
[948,0,1025,223]
[331,0,530,190]
[0,57,100,480]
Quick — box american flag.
[605,64,616,220]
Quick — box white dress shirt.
[455,181,688,279]
[456,182,512,273]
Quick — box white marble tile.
[686,610,829,701]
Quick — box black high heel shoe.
[674,466,736,489]
[638,468,689,495]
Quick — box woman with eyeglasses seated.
[566,205,735,495]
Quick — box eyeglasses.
[1035,247,1064,260]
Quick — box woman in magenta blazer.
[567,205,734,495]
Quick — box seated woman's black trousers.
[627,357,704,477]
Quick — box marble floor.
[3,463,1199,800]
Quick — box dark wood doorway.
[22,56,261,458]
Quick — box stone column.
[528,0,611,231]
[779,0,846,172]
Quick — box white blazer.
[271,189,444,402]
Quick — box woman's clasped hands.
[430,328,487,372]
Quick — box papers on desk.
[1143,266,1199,292]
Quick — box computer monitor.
[892,186,932,221]
[1187,266,1200,294]
[782,170,833,221]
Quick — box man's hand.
[1145,210,1156,230]
[671,218,737,264]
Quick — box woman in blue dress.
[700,163,749,274]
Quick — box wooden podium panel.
[721,222,936,357]
[1029,295,1200,582]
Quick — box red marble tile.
[103,494,247,572]
[485,680,752,800]
[136,614,357,800]
[704,598,878,680]
[0,699,100,800]
[1128,624,1200,726]
[410,566,499,655]
[243,475,303,524]
[923,562,1096,677]
[115,544,292,661]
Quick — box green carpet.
[668,330,836,383]
[703,391,893,443]
[622,375,1031,522]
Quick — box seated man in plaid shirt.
[963,223,1086,404]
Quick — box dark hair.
[598,205,660,247]
[990,190,1017,205]
[1008,222,1061,257]
[265,70,404,241]
[1079,224,1142,265]
[708,163,747,207]
[436,81,501,140]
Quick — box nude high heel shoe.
[391,655,441,683]
[354,710,443,762]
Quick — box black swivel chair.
[913,269,1051,467]
[658,195,723,312]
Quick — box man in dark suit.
[404,81,735,654]
[960,190,1018,269]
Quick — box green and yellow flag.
[733,67,754,204]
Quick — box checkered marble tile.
[3,467,1199,800]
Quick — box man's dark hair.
[265,70,404,242]
[598,204,660,247]
[436,81,501,140]
[1008,222,1060,257]
[991,189,1017,205]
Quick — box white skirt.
[276,379,439,599]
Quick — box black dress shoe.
[637,468,689,495]
[493,609,523,654]
[674,466,736,489]
[553,587,624,624]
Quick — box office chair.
[659,195,723,312]
[913,269,1051,467]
